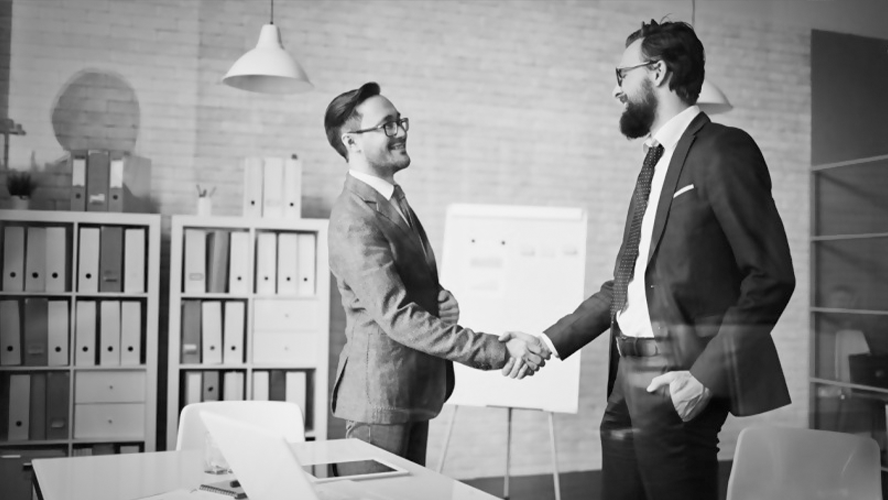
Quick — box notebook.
[200,412,321,500]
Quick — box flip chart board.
[441,204,587,414]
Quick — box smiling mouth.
[390,142,406,150]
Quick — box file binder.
[285,371,308,417]
[242,157,264,217]
[8,374,30,440]
[262,157,284,218]
[255,232,277,295]
[181,300,201,364]
[86,150,110,212]
[99,225,123,292]
[47,300,69,366]
[222,301,245,365]
[45,371,69,440]
[269,370,285,401]
[24,226,46,292]
[184,371,202,406]
[45,226,67,293]
[74,301,97,366]
[0,300,21,366]
[206,230,230,294]
[28,372,46,440]
[202,370,220,402]
[283,156,303,218]
[201,301,223,365]
[70,150,88,211]
[252,371,269,401]
[77,227,101,292]
[123,228,146,293]
[120,301,141,366]
[276,232,299,295]
[108,154,125,212]
[222,371,245,401]
[1,449,66,500]
[296,233,316,296]
[184,229,207,293]
[23,298,48,366]
[99,301,121,366]
[228,231,251,295]
[2,226,25,291]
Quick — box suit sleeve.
[690,129,795,401]
[330,215,507,371]
[542,280,614,359]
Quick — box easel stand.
[437,405,561,500]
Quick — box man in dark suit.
[323,82,549,466]
[533,21,796,500]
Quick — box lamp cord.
[270,0,274,25]
[691,0,695,27]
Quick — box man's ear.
[651,60,670,88]
[341,133,359,154]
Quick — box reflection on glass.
[812,383,887,467]
[814,158,888,236]
[814,240,888,311]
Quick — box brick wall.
[5,0,810,480]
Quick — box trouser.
[345,419,430,466]
[600,352,729,500]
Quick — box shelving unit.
[0,209,161,499]
[164,215,329,450]
[809,154,888,475]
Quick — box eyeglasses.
[615,61,656,86]
[350,117,409,138]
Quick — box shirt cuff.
[540,333,561,359]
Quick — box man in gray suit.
[323,82,549,465]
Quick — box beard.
[619,79,657,139]
[367,141,411,173]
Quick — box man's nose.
[613,84,623,100]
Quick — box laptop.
[200,411,321,500]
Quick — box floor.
[462,463,733,500]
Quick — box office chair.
[176,401,306,451]
[726,426,882,500]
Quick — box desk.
[32,439,497,500]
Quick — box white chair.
[176,401,306,451]
[726,426,882,500]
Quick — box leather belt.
[616,334,660,357]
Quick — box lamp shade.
[697,79,733,115]
[223,24,313,94]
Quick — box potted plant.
[5,170,38,209]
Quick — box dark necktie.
[392,185,417,229]
[611,143,665,322]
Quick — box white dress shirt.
[348,169,409,223]
[617,105,700,338]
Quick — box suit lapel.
[344,175,433,268]
[647,112,709,264]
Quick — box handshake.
[498,331,552,380]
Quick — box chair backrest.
[726,426,882,500]
[835,329,869,383]
[176,401,305,451]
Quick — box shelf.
[176,364,248,370]
[0,291,74,297]
[812,153,888,171]
[0,439,71,447]
[72,292,150,299]
[0,366,73,372]
[179,293,251,300]
[811,307,888,316]
[811,232,888,242]
[810,377,888,396]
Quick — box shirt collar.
[349,169,396,201]
[644,105,701,153]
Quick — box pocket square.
[673,184,695,199]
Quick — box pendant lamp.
[692,0,732,114]
[222,0,313,94]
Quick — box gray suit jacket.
[328,175,508,424]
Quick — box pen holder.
[197,197,213,216]
[204,432,231,474]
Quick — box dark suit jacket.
[544,113,795,416]
[328,175,508,424]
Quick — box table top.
[32,438,497,500]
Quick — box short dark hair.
[324,82,381,160]
[626,20,704,105]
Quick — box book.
[199,479,246,499]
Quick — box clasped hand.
[497,332,552,380]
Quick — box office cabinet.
[0,210,160,469]
[165,216,330,449]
